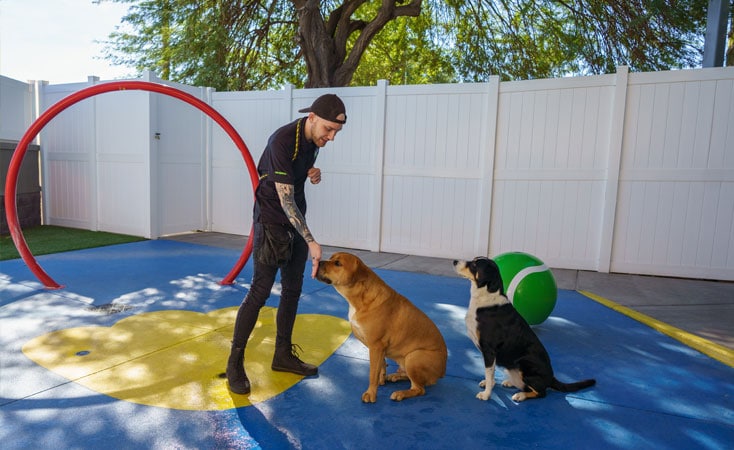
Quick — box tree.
[350,1,457,85]
[444,0,713,81]
[101,0,723,89]
[102,0,305,91]
[296,0,423,87]
[102,0,428,89]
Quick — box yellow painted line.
[578,290,734,368]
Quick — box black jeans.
[231,222,308,350]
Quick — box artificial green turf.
[0,225,147,261]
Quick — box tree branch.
[336,0,423,85]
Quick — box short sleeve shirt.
[254,118,318,225]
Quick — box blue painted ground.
[1,240,732,449]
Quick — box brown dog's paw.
[390,387,425,401]
[362,389,377,403]
[386,373,409,383]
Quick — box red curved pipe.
[3,80,258,289]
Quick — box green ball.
[493,252,557,325]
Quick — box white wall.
[3,66,732,281]
[0,76,37,142]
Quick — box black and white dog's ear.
[476,259,504,295]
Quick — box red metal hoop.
[3,80,257,289]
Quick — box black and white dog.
[453,257,596,402]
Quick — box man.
[226,94,347,395]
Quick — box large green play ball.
[493,252,557,325]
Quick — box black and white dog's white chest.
[465,286,509,349]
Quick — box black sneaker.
[271,344,318,376]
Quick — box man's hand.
[308,167,321,184]
[308,241,322,278]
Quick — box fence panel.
[210,89,290,235]
[94,87,152,236]
[379,83,493,259]
[40,81,97,231]
[490,76,616,270]
[613,68,734,279]
[149,74,207,237]
[0,76,35,141]
[302,86,382,250]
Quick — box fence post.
[144,72,157,238]
[598,66,629,273]
[203,85,214,231]
[370,80,389,252]
[88,76,101,232]
[283,84,294,121]
[481,77,500,256]
[33,80,50,226]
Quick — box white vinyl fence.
[1,66,732,281]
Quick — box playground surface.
[1,234,732,449]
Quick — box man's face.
[308,114,344,147]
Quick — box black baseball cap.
[299,94,347,124]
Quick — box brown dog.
[315,252,448,402]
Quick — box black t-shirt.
[254,118,318,225]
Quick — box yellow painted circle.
[23,307,351,410]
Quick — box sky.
[0,0,134,84]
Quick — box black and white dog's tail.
[551,378,596,393]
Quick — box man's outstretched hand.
[308,241,322,278]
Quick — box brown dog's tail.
[551,378,596,393]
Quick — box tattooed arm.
[275,182,314,243]
[275,182,322,273]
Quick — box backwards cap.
[298,94,347,124]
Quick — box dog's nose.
[452,260,458,266]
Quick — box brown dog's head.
[453,257,505,295]
[315,252,368,287]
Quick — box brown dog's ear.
[347,254,369,285]
[330,253,365,286]
[476,259,504,295]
